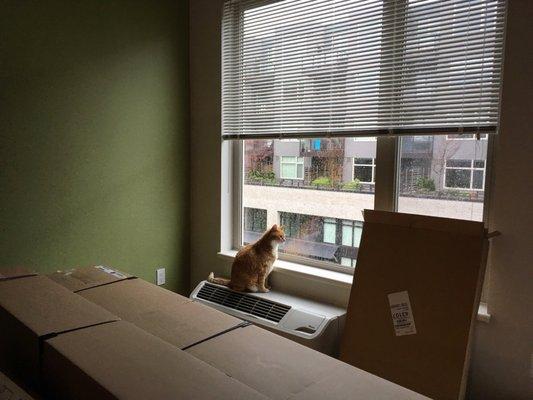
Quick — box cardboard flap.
[341,210,488,400]
[79,278,243,348]
[0,275,118,337]
[363,209,485,237]
[43,321,268,400]
[187,325,429,400]
[0,267,37,281]
[47,265,133,292]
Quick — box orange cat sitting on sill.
[208,224,286,293]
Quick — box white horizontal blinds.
[222,0,506,139]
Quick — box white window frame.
[353,137,377,142]
[352,157,376,184]
[280,156,304,180]
[443,159,487,191]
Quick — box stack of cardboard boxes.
[0,266,429,399]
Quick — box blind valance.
[222,0,506,139]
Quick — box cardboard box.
[0,267,36,281]
[77,278,244,349]
[186,324,429,400]
[0,370,36,400]
[0,274,118,388]
[47,265,133,292]
[42,320,268,400]
[340,210,488,400]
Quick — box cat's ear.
[271,224,278,231]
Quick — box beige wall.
[189,1,533,398]
[466,1,533,399]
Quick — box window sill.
[217,249,491,322]
[218,249,353,287]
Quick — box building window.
[341,220,363,248]
[280,156,304,180]
[323,218,337,244]
[353,158,375,184]
[444,160,486,190]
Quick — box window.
[323,218,337,244]
[243,138,373,270]
[398,136,487,221]
[444,160,486,190]
[223,0,506,272]
[353,158,376,184]
[341,220,363,249]
[280,156,304,180]
[276,211,362,267]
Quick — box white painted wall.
[189,1,533,398]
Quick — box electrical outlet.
[156,268,166,286]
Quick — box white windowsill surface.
[217,249,491,322]
[218,249,353,287]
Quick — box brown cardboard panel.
[187,324,429,400]
[47,265,133,292]
[79,278,243,348]
[0,370,37,400]
[42,321,268,400]
[0,267,36,281]
[340,210,488,400]
[287,363,428,400]
[0,275,118,388]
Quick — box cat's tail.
[207,272,231,286]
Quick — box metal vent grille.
[197,282,291,323]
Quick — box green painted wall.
[0,1,189,293]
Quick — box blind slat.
[222,0,506,139]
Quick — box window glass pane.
[398,136,487,221]
[472,170,484,189]
[446,169,471,189]
[243,138,375,267]
[323,220,336,244]
[282,156,296,163]
[354,158,373,165]
[243,207,267,244]
[446,159,471,168]
[342,224,353,246]
[281,163,297,179]
[296,163,304,179]
[340,257,352,267]
[354,165,373,183]
[353,223,363,248]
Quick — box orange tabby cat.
[208,224,286,292]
